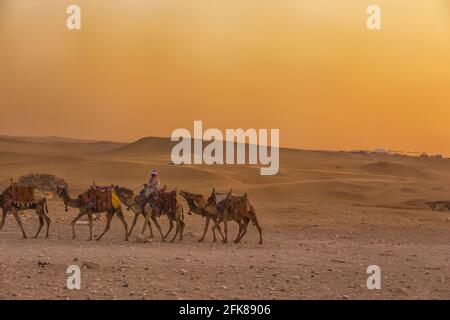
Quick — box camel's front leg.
[164,218,174,239]
[115,207,129,241]
[199,216,211,242]
[151,215,165,241]
[96,210,114,241]
[71,210,86,240]
[222,220,228,244]
[128,212,139,237]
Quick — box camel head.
[208,188,233,205]
[55,185,70,211]
[179,191,206,214]
[55,185,68,198]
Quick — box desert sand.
[0,135,448,300]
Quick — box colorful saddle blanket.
[6,183,36,203]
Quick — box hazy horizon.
[1,0,449,155]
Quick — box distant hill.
[0,135,126,155]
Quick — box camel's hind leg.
[253,216,263,244]
[0,210,7,229]
[12,209,27,239]
[222,220,228,244]
[43,214,51,238]
[38,205,51,238]
[33,216,44,238]
[115,207,129,241]
[96,210,114,241]
[87,212,93,241]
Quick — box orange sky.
[0,0,449,154]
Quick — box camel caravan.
[0,176,263,244]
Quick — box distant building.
[372,148,389,154]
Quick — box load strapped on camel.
[157,190,177,214]
[79,183,121,212]
[3,181,38,208]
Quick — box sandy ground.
[0,200,448,300]
[0,136,449,299]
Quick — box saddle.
[5,183,36,203]
[157,190,177,213]
[80,185,113,212]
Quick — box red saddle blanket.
[5,184,35,203]
[80,186,112,211]
[157,190,177,213]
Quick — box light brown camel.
[0,187,51,239]
[111,185,154,238]
[209,190,263,244]
[113,186,185,242]
[56,185,128,241]
[179,190,224,242]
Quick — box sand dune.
[0,135,449,300]
[0,135,449,207]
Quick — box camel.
[426,201,450,211]
[0,186,51,239]
[113,185,185,242]
[56,185,128,241]
[208,190,263,244]
[111,185,154,238]
[179,190,225,242]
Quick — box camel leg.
[198,216,211,242]
[33,216,44,238]
[12,210,27,239]
[96,210,114,241]
[171,222,179,243]
[222,220,228,244]
[253,217,263,244]
[43,213,51,238]
[148,219,154,238]
[234,221,244,243]
[71,210,86,240]
[212,216,223,243]
[164,218,174,239]
[179,221,185,241]
[115,208,129,241]
[151,215,165,241]
[129,213,139,237]
[0,210,6,229]
[213,217,225,241]
[87,212,93,241]
[236,218,250,243]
